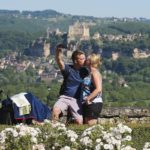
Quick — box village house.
[112,52,120,61]
[132,48,150,59]
[92,32,101,40]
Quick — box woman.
[82,53,103,125]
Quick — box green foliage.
[0,30,36,51]
[0,67,48,103]
[0,66,62,107]
[5,134,32,150]
[103,80,150,105]
[91,20,150,35]
[132,127,150,150]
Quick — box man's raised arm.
[55,44,65,70]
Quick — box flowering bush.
[0,120,149,150]
[0,124,42,150]
[79,123,134,150]
[38,120,79,149]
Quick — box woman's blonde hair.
[88,53,101,68]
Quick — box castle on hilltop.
[68,22,90,42]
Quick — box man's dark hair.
[71,50,85,63]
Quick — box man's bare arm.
[55,44,65,70]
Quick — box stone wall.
[98,107,150,124]
[60,107,150,124]
[100,107,150,117]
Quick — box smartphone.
[62,33,68,48]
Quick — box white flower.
[30,130,39,137]
[119,127,126,134]
[66,130,78,139]
[95,144,101,150]
[51,122,66,128]
[100,142,104,146]
[110,137,118,145]
[31,137,37,144]
[143,142,150,148]
[117,124,132,134]
[121,145,136,150]
[19,131,26,136]
[0,145,5,150]
[54,142,59,147]
[58,126,67,131]
[70,137,76,142]
[103,144,111,149]
[80,136,92,146]
[82,132,88,137]
[103,133,111,139]
[96,138,101,143]
[124,135,132,141]
[112,138,121,146]
[143,148,150,150]
[32,144,45,150]
[87,130,91,135]
[44,119,51,124]
[0,132,6,143]
[5,128,14,132]
[12,130,19,138]
[60,146,71,150]
[115,134,122,140]
[103,144,114,150]
[124,126,132,133]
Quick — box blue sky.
[0,0,150,19]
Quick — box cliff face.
[24,38,50,58]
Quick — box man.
[52,44,86,124]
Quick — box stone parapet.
[59,107,150,124]
[98,117,150,124]
[100,107,150,117]
[98,107,150,124]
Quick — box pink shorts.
[53,95,83,122]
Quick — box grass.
[132,127,150,150]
